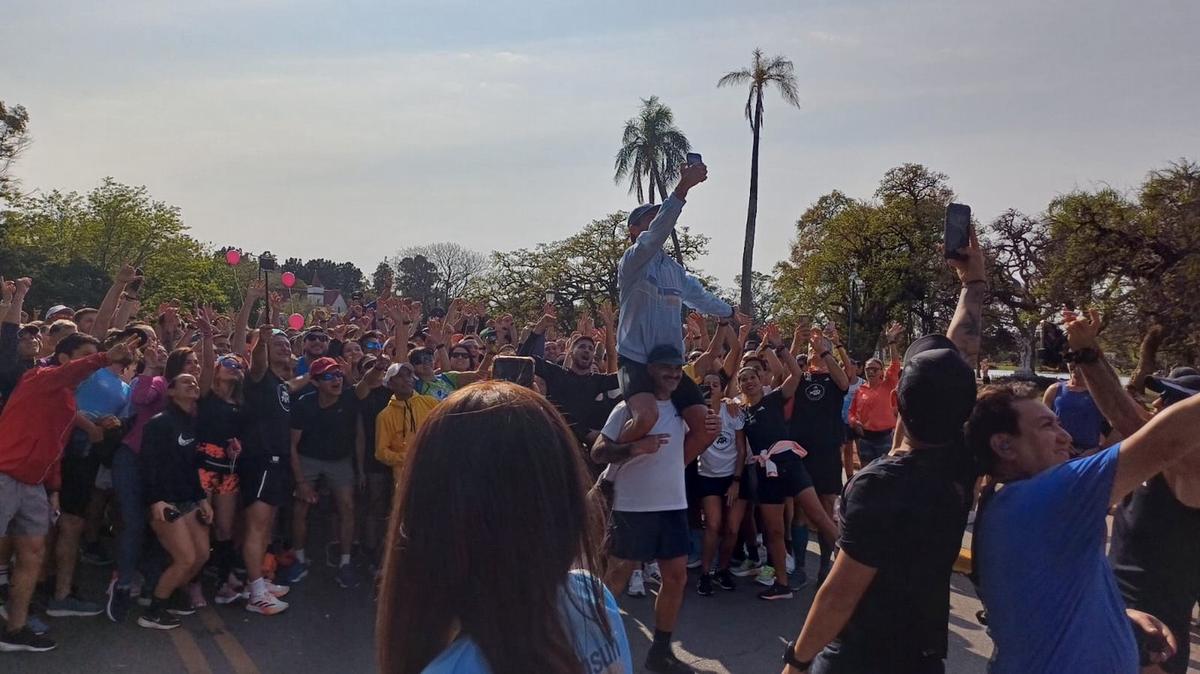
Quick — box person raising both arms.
[847,322,903,466]
[615,159,727,459]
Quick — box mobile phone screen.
[944,203,971,259]
[686,152,702,166]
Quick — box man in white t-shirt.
[593,344,716,674]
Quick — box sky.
[3,0,1198,288]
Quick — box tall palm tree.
[719,49,801,313]
[613,96,691,261]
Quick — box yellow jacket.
[374,393,439,472]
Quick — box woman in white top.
[695,372,748,597]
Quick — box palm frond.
[717,70,753,89]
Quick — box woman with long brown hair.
[377,381,631,674]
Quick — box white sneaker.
[786,553,796,575]
[645,561,663,586]
[626,570,646,597]
[756,565,777,586]
[244,592,289,616]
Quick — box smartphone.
[127,268,145,293]
[164,507,183,523]
[544,290,555,305]
[944,203,971,260]
[492,356,535,388]
[686,152,703,167]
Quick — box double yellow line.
[167,607,260,674]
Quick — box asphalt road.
[4,530,1197,673]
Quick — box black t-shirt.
[789,372,845,455]
[290,389,358,461]
[1109,474,1200,628]
[829,446,973,666]
[242,370,292,458]
[534,358,620,446]
[196,394,245,446]
[743,389,797,459]
[358,386,393,473]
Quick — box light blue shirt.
[978,445,1138,674]
[421,571,632,674]
[616,195,732,364]
[75,367,131,419]
[842,376,864,423]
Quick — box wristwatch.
[782,640,812,671]
[1063,347,1100,364]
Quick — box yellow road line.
[198,607,262,674]
[168,627,214,674]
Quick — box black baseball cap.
[1146,372,1200,405]
[897,335,977,444]
[647,344,684,366]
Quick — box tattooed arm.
[946,222,987,365]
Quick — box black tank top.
[1109,474,1200,617]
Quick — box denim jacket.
[616,195,731,363]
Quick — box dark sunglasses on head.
[317,371,344,381]
[306,334,329,342]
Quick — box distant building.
[281,272,349,314]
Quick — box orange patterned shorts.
[198,441,241,495]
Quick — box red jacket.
[0,352,110,490]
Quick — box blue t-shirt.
[978,445,1138,674]
[421,571,631,674]
[75,368,131,419]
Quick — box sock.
[649,629,673,657]
[817,532,833,571]
[149,595,168,612]
[214,540,234,586]
[339,554,351,568]
[294,549,307,564]
[250,577,268,598]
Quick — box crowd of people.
[0,157,1196,674]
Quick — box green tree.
[0,100,31,204]
[613,96,691,261]
[980,209,1053,374]
[477,212,709,331]
[391,242,487,308]
[371,260,394,293]
[393,254,441,308]
[718,49,801,314]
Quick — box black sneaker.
[0,626,57,653]
[714,569,737,591]
[696,573,713,597]
[757,582,794,601]
[106,585,132,623]
[137,607,181,630]
[645,649,695,674]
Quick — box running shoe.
[757,582,794,601]
[325,541,341,569]
[46,594,103,617]
[685,556,702,570]
[215,581,244,606]
[644,648,695,674]
[645,561,663,586]
[0,603,50,635]
[106,583,132,623]
[244,593,289,616]
[626,569,646,597]
[0,626,57,652]
[695,573,713,597]
[166,592,196,617]
[335,564,360,589]
[714,569,737,591]
[137,607,181,630]
[278,560,309,585]
[730,558,762,577]
[785,553,796,575]
[755,565,776,587]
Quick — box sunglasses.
[364,341,382,350]
[450,351,470,358]
[317,371,344,381]
[306,334,329,342]
[218,358,244,370]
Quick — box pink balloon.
[281,271,297,288]
[287,313,305,330]
[225,249,241,266]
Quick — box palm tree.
[718,49,801,313]
[613,96,691,261]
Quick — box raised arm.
[232,280,264,359]
[619,164,707,278]
[598,301,618,374]
[196,306,216,396]
[249,325,270,383]
[945,223,987,365]
[92,263,136,337]
[1065,310,1153,439]
[822,323,850,391]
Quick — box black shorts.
[617,356,704,411]
[694,474,735,499]
[803,446,844,496]
[754,458,814,505]
[736,469,758,503]
[237,455,290,508]
[609,509,690,563]
[59,452,101,518]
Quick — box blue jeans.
[857,430,894,466]
[111,445,145,588]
